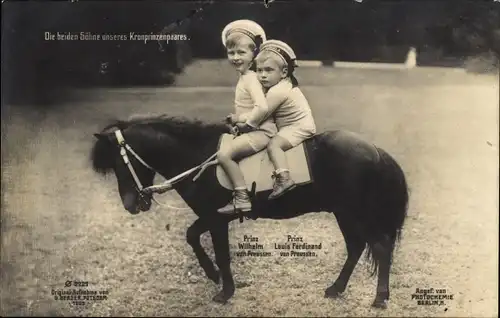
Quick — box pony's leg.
[209,221,235,304]
[186,219,220,284]
[371,234,395,309]
[325,214,365,298]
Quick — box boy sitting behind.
[236,40,317,200]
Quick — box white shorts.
[239,130,272,152]
[277,124,316,147]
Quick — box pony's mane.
[91,114,227,174]
[103,114,226,137]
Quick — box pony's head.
[90,118,158,214]
[90,114,227,214]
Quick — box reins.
[114,129,218,209]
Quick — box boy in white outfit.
[216,20,278,214]
[232,40,317,201]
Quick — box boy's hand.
[235,122,254,134]
[225,114,239,125]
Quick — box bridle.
[115,130,154,191]
[114,130,159,207]
[113,129,218,208]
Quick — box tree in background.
[446,1,499,72]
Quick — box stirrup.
[237,210,253,223]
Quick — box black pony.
[90,114,409,309]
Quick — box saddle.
[215,133,314,193]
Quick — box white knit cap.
[221,19,266,47]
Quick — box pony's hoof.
[212,291,231,304]
[371,298,388,309]
[207,270,220,284]
[324,285,343,299]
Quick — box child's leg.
[217,132,269,214]
[267,135,294,173]
[267,135,296,199]
[217,135,257,189]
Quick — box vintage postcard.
[1,0,498,316]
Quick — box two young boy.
[217,20,317,215]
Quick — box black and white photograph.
[1,0,499,316]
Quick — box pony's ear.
[94,132,111,142]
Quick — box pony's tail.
[364,148,409,277]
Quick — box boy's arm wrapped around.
[234,75,291,133]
